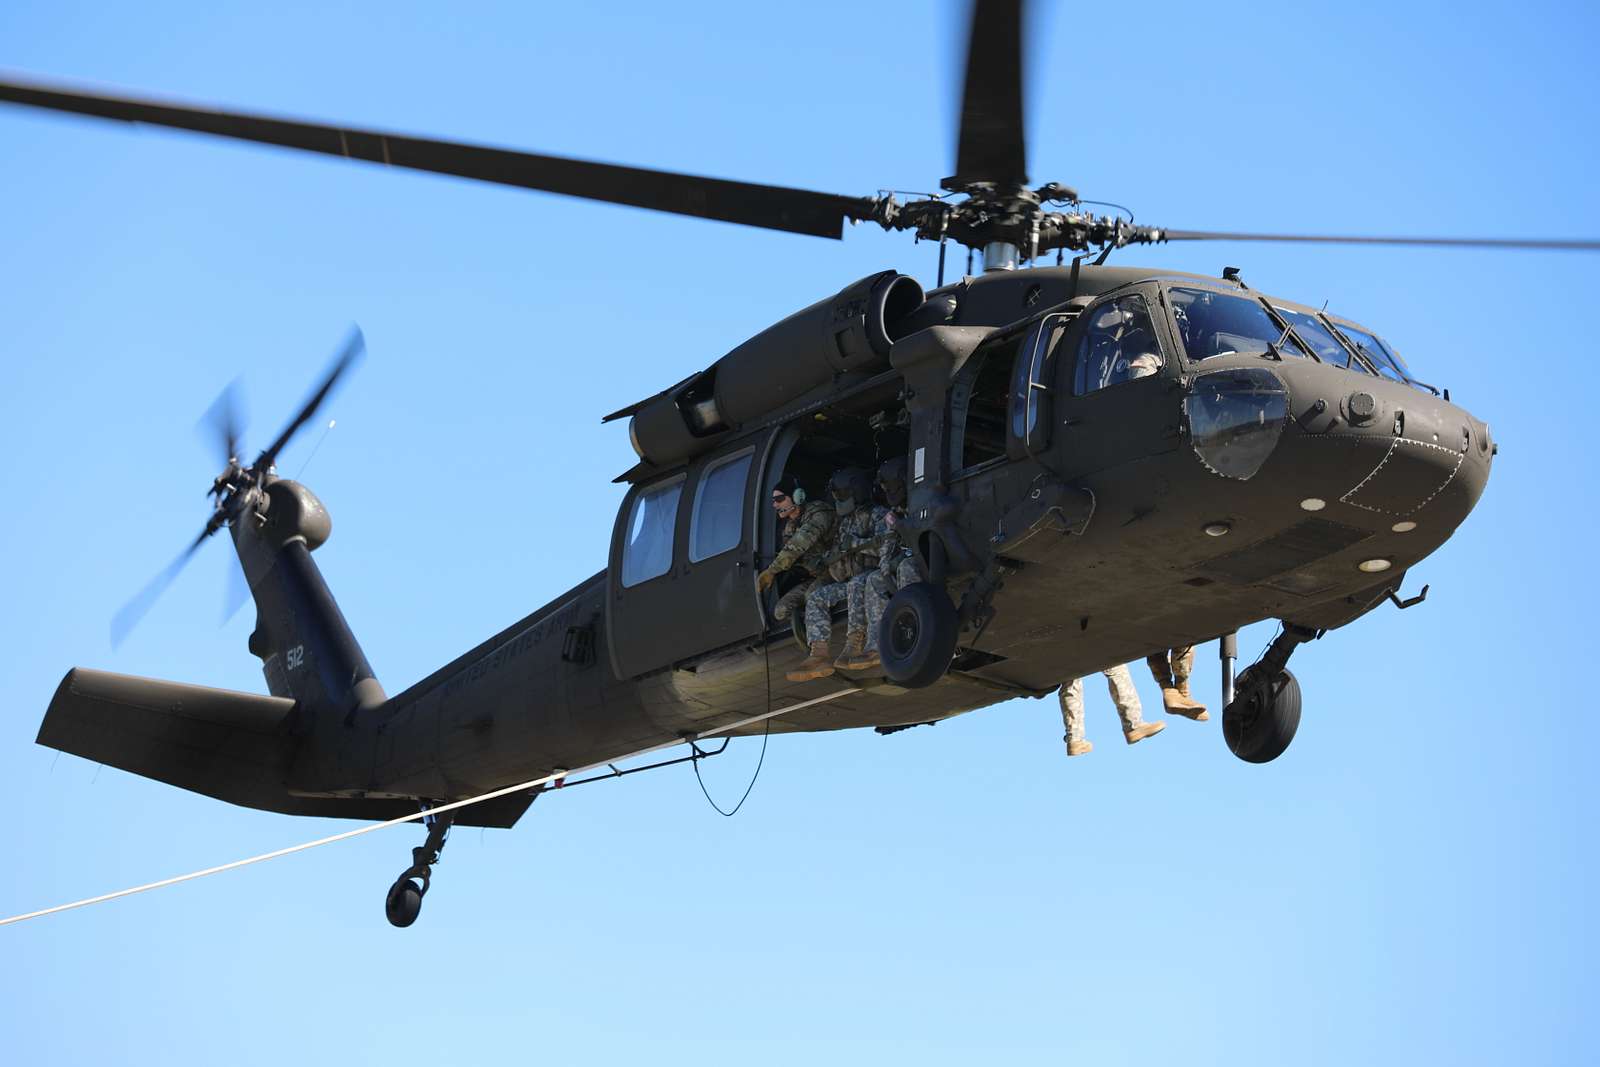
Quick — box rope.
[691,637,775,817]
[1,686,854,927]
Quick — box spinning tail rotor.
[110,329,364,646]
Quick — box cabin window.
[1167,287,1309,363]
[620,475,684,587]
[689,450,754,562]
[1074,294,1165,395]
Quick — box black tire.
[878,582,959,689]
[385,878,424,928]
[1222,667,1301,764]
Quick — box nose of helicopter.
[1272,365,1494,539]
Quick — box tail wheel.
[385,878,424,928]
[878,582,959,689]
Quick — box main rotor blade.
[256,327,363,471]
[199,377,245,465]
[110,526,212,648]
[0,75,871,239]
[950,0,1028,186]
[1155,229,1600,252]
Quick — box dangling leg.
[1059,677,1091,756]
[1160,645,1209,720]
[836,572,874,669]
[1106,663,1164,744]
[1147,650,1174,689]
[788,580,844,681]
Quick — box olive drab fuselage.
[278,260,1491,810]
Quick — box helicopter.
[3,1,1590,930]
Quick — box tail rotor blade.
[110,526,213,648]
[221,556,251,627]
[256,326,364,471]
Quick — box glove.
[756,567,777,593]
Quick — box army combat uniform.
[788,468,882,681]
[847,508,924,668]
[799,501,887,662]
[1059,664,1165,757]
[1145,646,1208,720]
[764,499,836,625]
[819,502,896,668]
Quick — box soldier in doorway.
[756,475,835,631]
[787,467,885,681]
[838,456,924,672]
[1059,664,1165,757]
[1146,647,1208,720]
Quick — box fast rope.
[690,635,774,817]
[1,686,855,928]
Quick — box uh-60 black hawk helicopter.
[7,0,1593,928]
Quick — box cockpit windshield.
[1272,305,1361,369]
[1330,321,1414,386]
[1168,287,1309,362]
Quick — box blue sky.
[1,1,1596,1063]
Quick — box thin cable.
[293,418,335,479]
[691,637,774,817]
[2,686,854,927]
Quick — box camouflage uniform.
[1059,663,1160,744]
[1147,646,1196,688]
[769,500,836,624]
[857,506,925,653]
[1146,645,1208,720]
[804,503,886,643]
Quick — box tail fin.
[233,478,385,718]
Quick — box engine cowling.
[628,270,925,468]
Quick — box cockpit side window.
[1168,287,1309,363]
[1073,294,1164,395]
[620,475,684,587]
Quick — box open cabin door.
[605,428,779,679]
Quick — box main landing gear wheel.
[1222,666,1301,764]
[878,581,959,689]
[383,807,453,928]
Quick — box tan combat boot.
[834,630,866,670]
[1124,721,1166,744]
[1161,686,1210,721]
[1065,737,1093,757]
[787,640,836,682]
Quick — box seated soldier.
[787,467,885,682]
[839,456,924,671]
[756,475,835,630]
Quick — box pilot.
[1124,328,1161,380]
[756,475,836,631]
[1059,663,1165,757]
[787,467,885,681]
[1146,647,1208,720]
[838,456,924,672]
